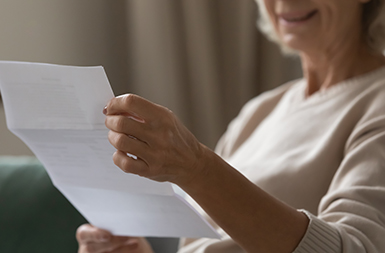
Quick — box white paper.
[0,61,219,239]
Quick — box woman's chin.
[280,35,314,53]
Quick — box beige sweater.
[178,66,385,253]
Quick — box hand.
[104,94,209,186]
[76,224,154,253]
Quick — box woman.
[77,0,385,252]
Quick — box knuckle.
[159,104,173,114]
[76,224,90,242]
[163,107,176,121]
[113,152,130,173]
[104,116,109,127]
[123,94,137,108]
[158,128,175,147]
[115,116,126,131]
[120,157,132,173]
[114,134,127,150]
[113,151,122,166]
[107,131,114,145]
[165,128,175,140]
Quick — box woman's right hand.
[77,224,154,253]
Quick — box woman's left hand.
[76,224,154,253]
[104,94,207,186]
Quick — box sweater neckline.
[294,65,385,104]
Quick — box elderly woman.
[77,0,385,252]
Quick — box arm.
[181,147,309,253]
[104,94,308,252]
[312,113,385,252]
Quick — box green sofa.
[0,156,179,253]
[0,156,87,252]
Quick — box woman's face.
[262,0,368,53]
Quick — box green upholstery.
[0,156,87,253]
[0,156,180,253]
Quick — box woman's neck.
[300,41,385,97]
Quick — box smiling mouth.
[280,10,318,23]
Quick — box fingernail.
[102,106,107,115]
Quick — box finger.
[104,94,165,122]
[124,237,140,250]
[105,115,149,143]
[112,245,140,253]
[111,246,138,253]
[76,224,111,244]
[108,131,151,163]
[112,238,141,253]
[111,238,153,253]
[79,236,132,253]
[113,150,149,176]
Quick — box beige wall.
[0,0,129,156]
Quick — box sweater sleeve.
[293,211,341,252]
[293,96,385,252]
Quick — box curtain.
[0,0,301,155]
[122,0,302,148]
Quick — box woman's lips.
[278,10,318,24]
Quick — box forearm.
[179,146,309,253]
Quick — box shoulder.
[345,72,385,153]
[352,69,385,121]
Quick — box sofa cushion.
[0,156,87,253]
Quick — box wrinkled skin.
[105,94,207,185]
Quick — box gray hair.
[254,0,385,55]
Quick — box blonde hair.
[254,0,385,54]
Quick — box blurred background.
[0,0,302,251]
[0,0,301,155]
